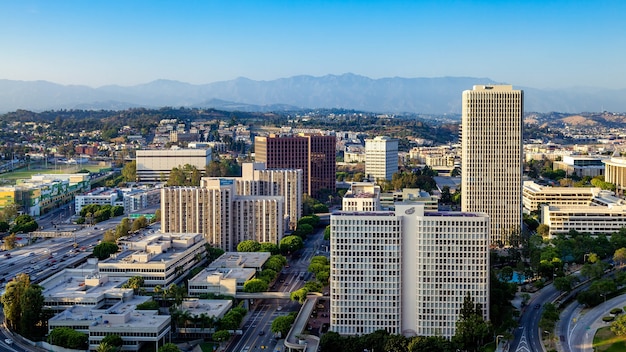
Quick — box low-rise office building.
[41,270,133,312]
[48,295,170,352]
[176,299,233,338]
[98,233,206,291]
[136,148,211,182]
[541,204,626,237]
[187,267,256,297]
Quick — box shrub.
[611,308,623,315]
[603,316,615,322]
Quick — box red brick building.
[255,133,336,198]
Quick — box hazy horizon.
[2,1,626,90]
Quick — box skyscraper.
[365,136,398,181]
[254,133,336,198]
[461,85,523,245]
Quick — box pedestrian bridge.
[236,292,291,299]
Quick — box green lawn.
[593,326,626,352]
[0,163,103,183]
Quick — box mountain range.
[1,73,625,114]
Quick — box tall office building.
[365,136,398,181]
[330,204,490,338]
[461,85,523,245]
[255,133,336,198]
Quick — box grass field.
[593,326,626,352]
[0,163,104,184]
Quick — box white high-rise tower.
[365,136,398,181]
[461,85,523,245]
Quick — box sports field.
[0,162,104,184]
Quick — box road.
[227,226,328,352]
[510,283,560,352]
[565,294,626,352]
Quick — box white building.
[522,181,602,212]
[541,204,626,237]
[330,204,490,338]
[342,182,381,212]
[604,157,626,195]
[187,267,256,297]
[98,233,206,291]
[461,85,523,245]
[365,136,398,181]
[48,296,170,352]
[136,148,211,182]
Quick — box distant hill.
[1,74,625,114]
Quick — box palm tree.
[96,342,114,352]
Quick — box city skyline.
[1,1,626,90]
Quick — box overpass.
[236,292,291,300]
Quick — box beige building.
[604,157,626,194]
[187,267,256,297]
[522,181,601,212]
[541,204,626,237]
[161,179,285,251]
[98,233,207,291]
[461,85,523,245]
[330,204,490,338]
[240,162,302,230]
[136,148,211,182]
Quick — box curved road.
[510,283,560,352]
[564,294,626,352]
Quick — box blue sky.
[1,0,625,89]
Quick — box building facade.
[461,85,523,245]
[365,136,398,181]
[161,178,285,252]
[136,148,211,182]
[604,157,626,195]
[329,204,490,338]
[240,162,303,230]
[254,133,336,198]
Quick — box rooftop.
[208,252,271,269]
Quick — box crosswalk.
[515,329,532,352]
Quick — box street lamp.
[496,335,504,351]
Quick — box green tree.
[243,279,269,293]
[611,314,626,336]
[271,313,297,337]
[48,327,88,349]
[131,216,149,232]
[116,218,131,239]
[1,273,45,338]
[158,343,182,352]
[290,288,309,303]
[3,233,17,250]
[101,334,124,349]
[121,160,136,182]
[614,247,626,267]
[537,224,550,238]
[280,235,304,254]
[93,242,119,260]
[259,242,279,254]
[122,276,145,294]
[0,220,9,232]
[324,225,331,240]
[212,329,231,342]
[96,342,115,352]
[237,240,261,252]
[453,293,491,352]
